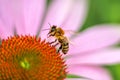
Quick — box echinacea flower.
[0,0,120,80]
[0,35,66,80]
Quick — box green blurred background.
[82,0,120,80]
[48,0,120,80]
[81,0,120,30]
[85,0,120,80]
[77,0,120,80]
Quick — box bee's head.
[47,25,57,37]
[50,25,57,32]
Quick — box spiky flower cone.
[0,35,66,80]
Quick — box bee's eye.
[51,26,56,31]
[52,28,55,30]
[50,28,54,32]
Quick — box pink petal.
[0,22,6,38]
[40,0,74,39]
[66,48,120,65]
[61,0,88,33]
[0,19,13,39]
[0,0,14,36]
[43,0,73,27]
[23,0,46,35]
[11,0,46,35]
[11,0,26,35]
[65,78,89,80]
[68,24,120,55]
[67,65,112,80]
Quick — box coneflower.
[0,0,120,80]
[0,35,66,80]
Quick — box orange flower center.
[0,35,66,80]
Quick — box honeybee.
[47,25,69,54]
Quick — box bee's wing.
[63,30,79,45]
[66,37,74,45]
[64,30,79,38]
[64,36,77,48]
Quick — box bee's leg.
[53,43,59,47]
[49,39,57,44]
[57,45,62,53]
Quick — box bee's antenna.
[42,23,52,31]
[48,23,52,27]
[42,29,50,31]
